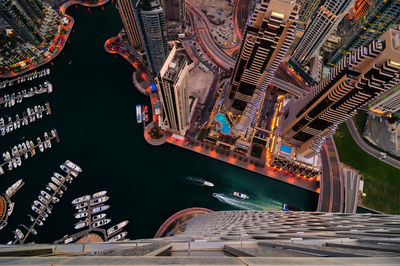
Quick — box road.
[346,119,400,170]
[317,137,343,212]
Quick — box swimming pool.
[216,113,231,134]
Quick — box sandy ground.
[76,233,104,243]
[188,66,214,104]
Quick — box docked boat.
[65,160,82,173]
[7,202,14,216]
[40,190,51,200]
[71,195,90,205]
[74,212,88,219]
[74,221,88,230]
[0,221,7,230]
[136,105,142,123]
[90,196,109,206]
[60,164,78,177]
[64,237,74,244]
[51,176,62,186]
[108,231,128,242]
[38,196,48,205]
[5,179,24,197]
[37,220,44,226]
[31,205,41,214]
[92,218,111,229]
[52,196,60,203]
[48,182,58,192]
[233,192,249,199]
[107,220,129,236]
[92,190,107,198]
[37,138,44,152]
[91,205,110,214]
[15,229,24,239]
[92,213,106,222]
[33,200,45,210]
[53,172,67,183]
[75,202,88,210]
[27,214,35,222]
[203,181,214,187]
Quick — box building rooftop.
[162,53,187,83]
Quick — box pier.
[1,81,53,109]
[12,161,81,244]
[1,103,52,136]
[0,130,60,175]
[0,69,50,89]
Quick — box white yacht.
[107,220,129,236]
[71,195,90,205]
[65,160,82,173]
[108,231,128,242]
[92,218,111,229]
[90,196,109,206]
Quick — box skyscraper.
[368,81,400,116]
[134,0,169,74]
[280,29,400,157]
[291,0,355,66]
[161,0,185,22]
[0,0,45,45]
[297,0,320,24]
[224,0,299,133]
[156,45,191,135]
[116,0,142,48]
[329,0,400,64]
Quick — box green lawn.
[334,123,400,214]
[353,110,368,135]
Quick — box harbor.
[0,3,318,243]
[0,130,60,175]
[0,69,50,89]
[0,81,53,109]
[54,191,129,244]
[0,68,50,89]
[1,102,52,136]
[11,160,81,244]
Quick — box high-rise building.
[224,0,299,133]
[329,0,400,64]
[161,0,185,22]
[297,0,320,24]
[134,0,169,74]
[280,29,400,158]
[0,0,45,45]
[291,0,355,66]
[1,210,400,263]
[116,0,142,48]
[349,0,372,21]
[368,81,400,115]
[156,45,192,135]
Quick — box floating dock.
[0,68,50,89]
[0,129,60,175]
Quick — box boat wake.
[186,176,206,186]
[212,193,281,211]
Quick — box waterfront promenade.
[0,0,110,78]
[143,126,319,192]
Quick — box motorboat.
[37,138,44,152]
[37,220,43,226]
[90,196,109,206]
[31,205,41,214]
[6,179,24,197]
[75,202,88,210]
[27,214,34,222]
[54,172,68,182]
[92,213,106,222]
[40,190,51,200]
[33,200,45,210]
[15,229,24,239]
[64,237,74,244]
[92,218,111,229]
[91,205,110,214]
[71,195,90,205]
[233,192,249,199]
[51,176,62,186]
[60,164,78,177]
[7,202,14,216]
[48,182,58,192]
[38,196,48,205]
[203,180,214,187]
[65,160,82,173]
[107,220,129,236]
[108,231,128,242]
[74,221,88,230]
[92,191,107,198]
[74,212,88,219]
[16,156,22,167]
[136,105,142,123]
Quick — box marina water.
[0,3,318,243]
